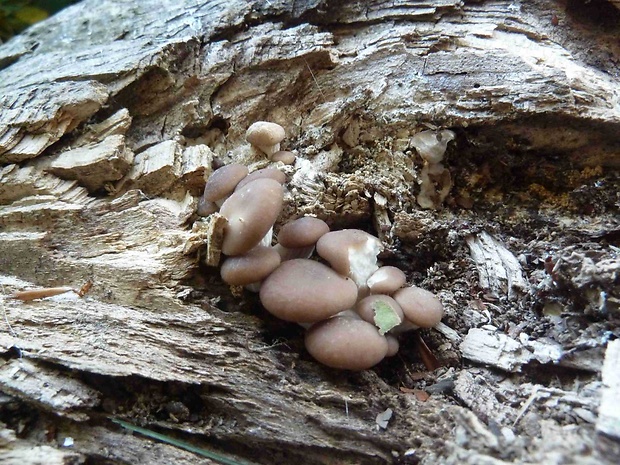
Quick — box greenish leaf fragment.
[372,301,402,335]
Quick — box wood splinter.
[10,280,94,302]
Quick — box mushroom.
[272,243,307,262]
[278,217,329,248]
[271,150,296,165]
[392,285,444,329]
[367,266,407,295]
[202,163,249,206]
[219,178,283,256]
[410,129,456,210]
[276,216,330,260]
[235,167,286,191]
[316,229,383,291]
[410,129,455,165]
[355,294,403,335]
[220,246,281,286]
[196,196,218,216]
[385,335,400,357]
[246,121,286,157]
[259,259,358,323]
[304,316,389,370]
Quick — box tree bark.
[1,0,619,464]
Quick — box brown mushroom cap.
[220,178,283,256]
[305,316,389,370]
[196,196,218,216]
[259,259,358,323]
[355,295,404,327]
[316,229,382,287]
[272,243,313,261]
[235,168,286,191]
[385,334,400,357]
[367,266,407,295]
[278,217,330,248]
[220,246,281,286]
[246,122,285,155]
[202,163,249,202]
[392,286,444,328]
[271,150,296,165]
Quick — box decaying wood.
[598,339,620,461]
[0,0,619,464]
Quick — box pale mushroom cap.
[271,151,296,165]
[305,316,389,370]
[355,294,404,326]
[316,229,382,287]
[246,121,285,147]
[202,164,249,202]
[259,259,358,323]
[235,168,286,191]
[278,217,330,248]
[220,178,283,256]
[385,335,400,357]
[392,286,444,328]
[367,266,407,295]
[220,246,281,286]
[410,129,455,164]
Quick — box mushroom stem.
[261,143,280,158]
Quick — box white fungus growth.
[411,129,456,210]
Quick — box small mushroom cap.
[385,334,400,357]
[316,229,382,287]
[196,196,218,216]
[392,286,444,328]
[220,246,281,286]
[271,150,296,165]
[246,121,285,147]
[305,316,389,370]
[367,266,407,295]
[278,217,330,248]
[220,178,283,256]
[355,295,404,327]
[235,168,286,191]
[272,243,314,261]
[259,259,358,323]
[202,164,249,202]
[410,129,455,164]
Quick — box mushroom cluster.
[197,122,445,371]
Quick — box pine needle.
[111,418,251,465]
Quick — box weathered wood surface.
[1,0,619,464]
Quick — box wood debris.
[466,231,529,300]
[597,340,620,441]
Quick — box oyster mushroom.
[305,316,389,370]
[393,285,444,329]
[220,178,283,256]
[316,229,383,293]
[259,259,358,323]
[246,121,286,157]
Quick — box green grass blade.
[111,417,250,465]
